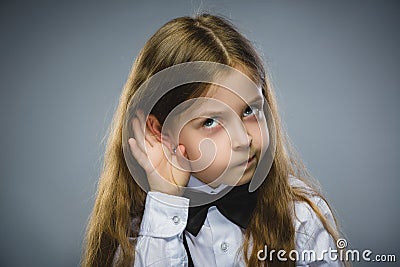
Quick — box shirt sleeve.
[294,197,344,267]
[133,191,190,266]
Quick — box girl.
[82,14,348,267]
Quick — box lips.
[238,154,256,166]
[247,155,256,164]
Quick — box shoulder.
[292,194,335,248]
[289,175,335,237]
[289,175,342,265]
[289,176,335,231]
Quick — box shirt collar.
[186,175,229,195]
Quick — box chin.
[222,170,254,186]
[194,164,256,187]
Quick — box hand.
[128,110,190,196]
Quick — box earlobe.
[146,114,162,142]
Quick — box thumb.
[175,144,191,172]
[177,144,187,158]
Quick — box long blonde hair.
[82,13,347,266]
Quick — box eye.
[202,118,219,129]
[243,105,260,117]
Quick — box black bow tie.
[184,182,258,236]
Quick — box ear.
[146,114,177,154]
[146,114,163,143]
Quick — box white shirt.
[121,176,343,266]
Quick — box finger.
[160,135,175,154]
[131,117,146,152]
[170,153,190,187]
[178,144,187,158]
[147,133,158,147]
[132,114,154,153]
[174,144,191,172]
[128,138,152,170]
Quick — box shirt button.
[172,215,180,225]
[220,242,229,252]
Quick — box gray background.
[0,0,398,266]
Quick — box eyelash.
[202,118,219,129]
[243,105,260,117]
[202,105,262,129]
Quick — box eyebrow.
[191,95,264,119]
[248,95,264,103]
[194,110,225,119]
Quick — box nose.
[232,127,252,151]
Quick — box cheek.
[178,126,199,159]
[248,119,269,148]
[260,121,270,151]
[195,150,231,182]
[180,135,202,160]
[185,130,232,177]
[213,130,231,153]
[182,128,232,158]
[205,131,232,170]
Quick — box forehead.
[198,67,263,110]
[204,83,262,106]
[175,84,263,121]
[164,67,264,122]
[209,65,262,100]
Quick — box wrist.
[140,191,189,238]
[149,186,184,197]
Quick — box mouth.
[238,154,256,166]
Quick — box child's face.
[168,81,269,187]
